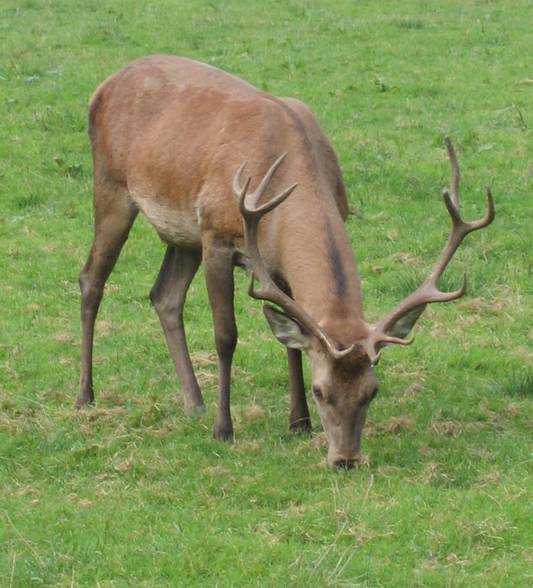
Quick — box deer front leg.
[203,240,237,441]
[287,348,311,433]
[150,246,204,414]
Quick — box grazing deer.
[78,55,494,468]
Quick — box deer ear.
[387,305,426,339]
[263,305,311,350]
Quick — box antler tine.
[471,187,495,231]
[241,183,298,218]
[365,138,494,364]
[364,334,414,366]
[326,340,355,359]
[445,137,460,209]
[442,189,462,227]
[233,154,354,359]
[250,152,289,208]
[442,139,495,232]
[233,161,251,197]
[237,153,297,218]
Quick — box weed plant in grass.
[1,0,532,586]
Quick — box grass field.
[1,0,532,586]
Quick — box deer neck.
[268,196,369,346]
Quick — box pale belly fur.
[130,190,202,248]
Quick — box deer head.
[234,140,494,468]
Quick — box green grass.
[1,0,532,586]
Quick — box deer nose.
[328,450,363,470]
[333,458,356,470]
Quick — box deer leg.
[77,183,137,407]
[203,242,237,441]
[287,348,312,433]
[150,246,204,414]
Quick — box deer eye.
[312,386,323,400]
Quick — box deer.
[78,55,494,469]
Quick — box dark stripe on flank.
[326,220,347,296]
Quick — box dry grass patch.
[243,402,266,421]
[75,406,129,423]
[191,351,219,386]
[196,370,218,386]
[111,454,136,473]
[0,409,35,434]
[233,438,261,455]
[40,389,67,401]
[191,351,217,368]
[51,331,75,344]
[99,388,132,406]
[311,431,328,449]
[342,520,377,546]
[401,380,425,398]
[391,251,420,265]
[416,461,457,486]
[58,355,75,366]
[66,494,94,508]
[368,415,415,434]
[255,521,281,544]
[478,399,508,429]
[430,420,462,437]
[417,461,440,483]
[202,465,231,477]
[458,296,507,315]
[95,319,116,336]
[474,469,502,488]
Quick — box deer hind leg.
[150,246,204,414]
[77,182,137,407]
[287,349,312,433]
[203,240,237,441]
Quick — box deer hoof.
[74,395,94,409]
[289,418,312,434]
[213,424,234,442]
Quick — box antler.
[364,138,495,365]
[234,153,354,359]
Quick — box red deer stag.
[78,56,494,468]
